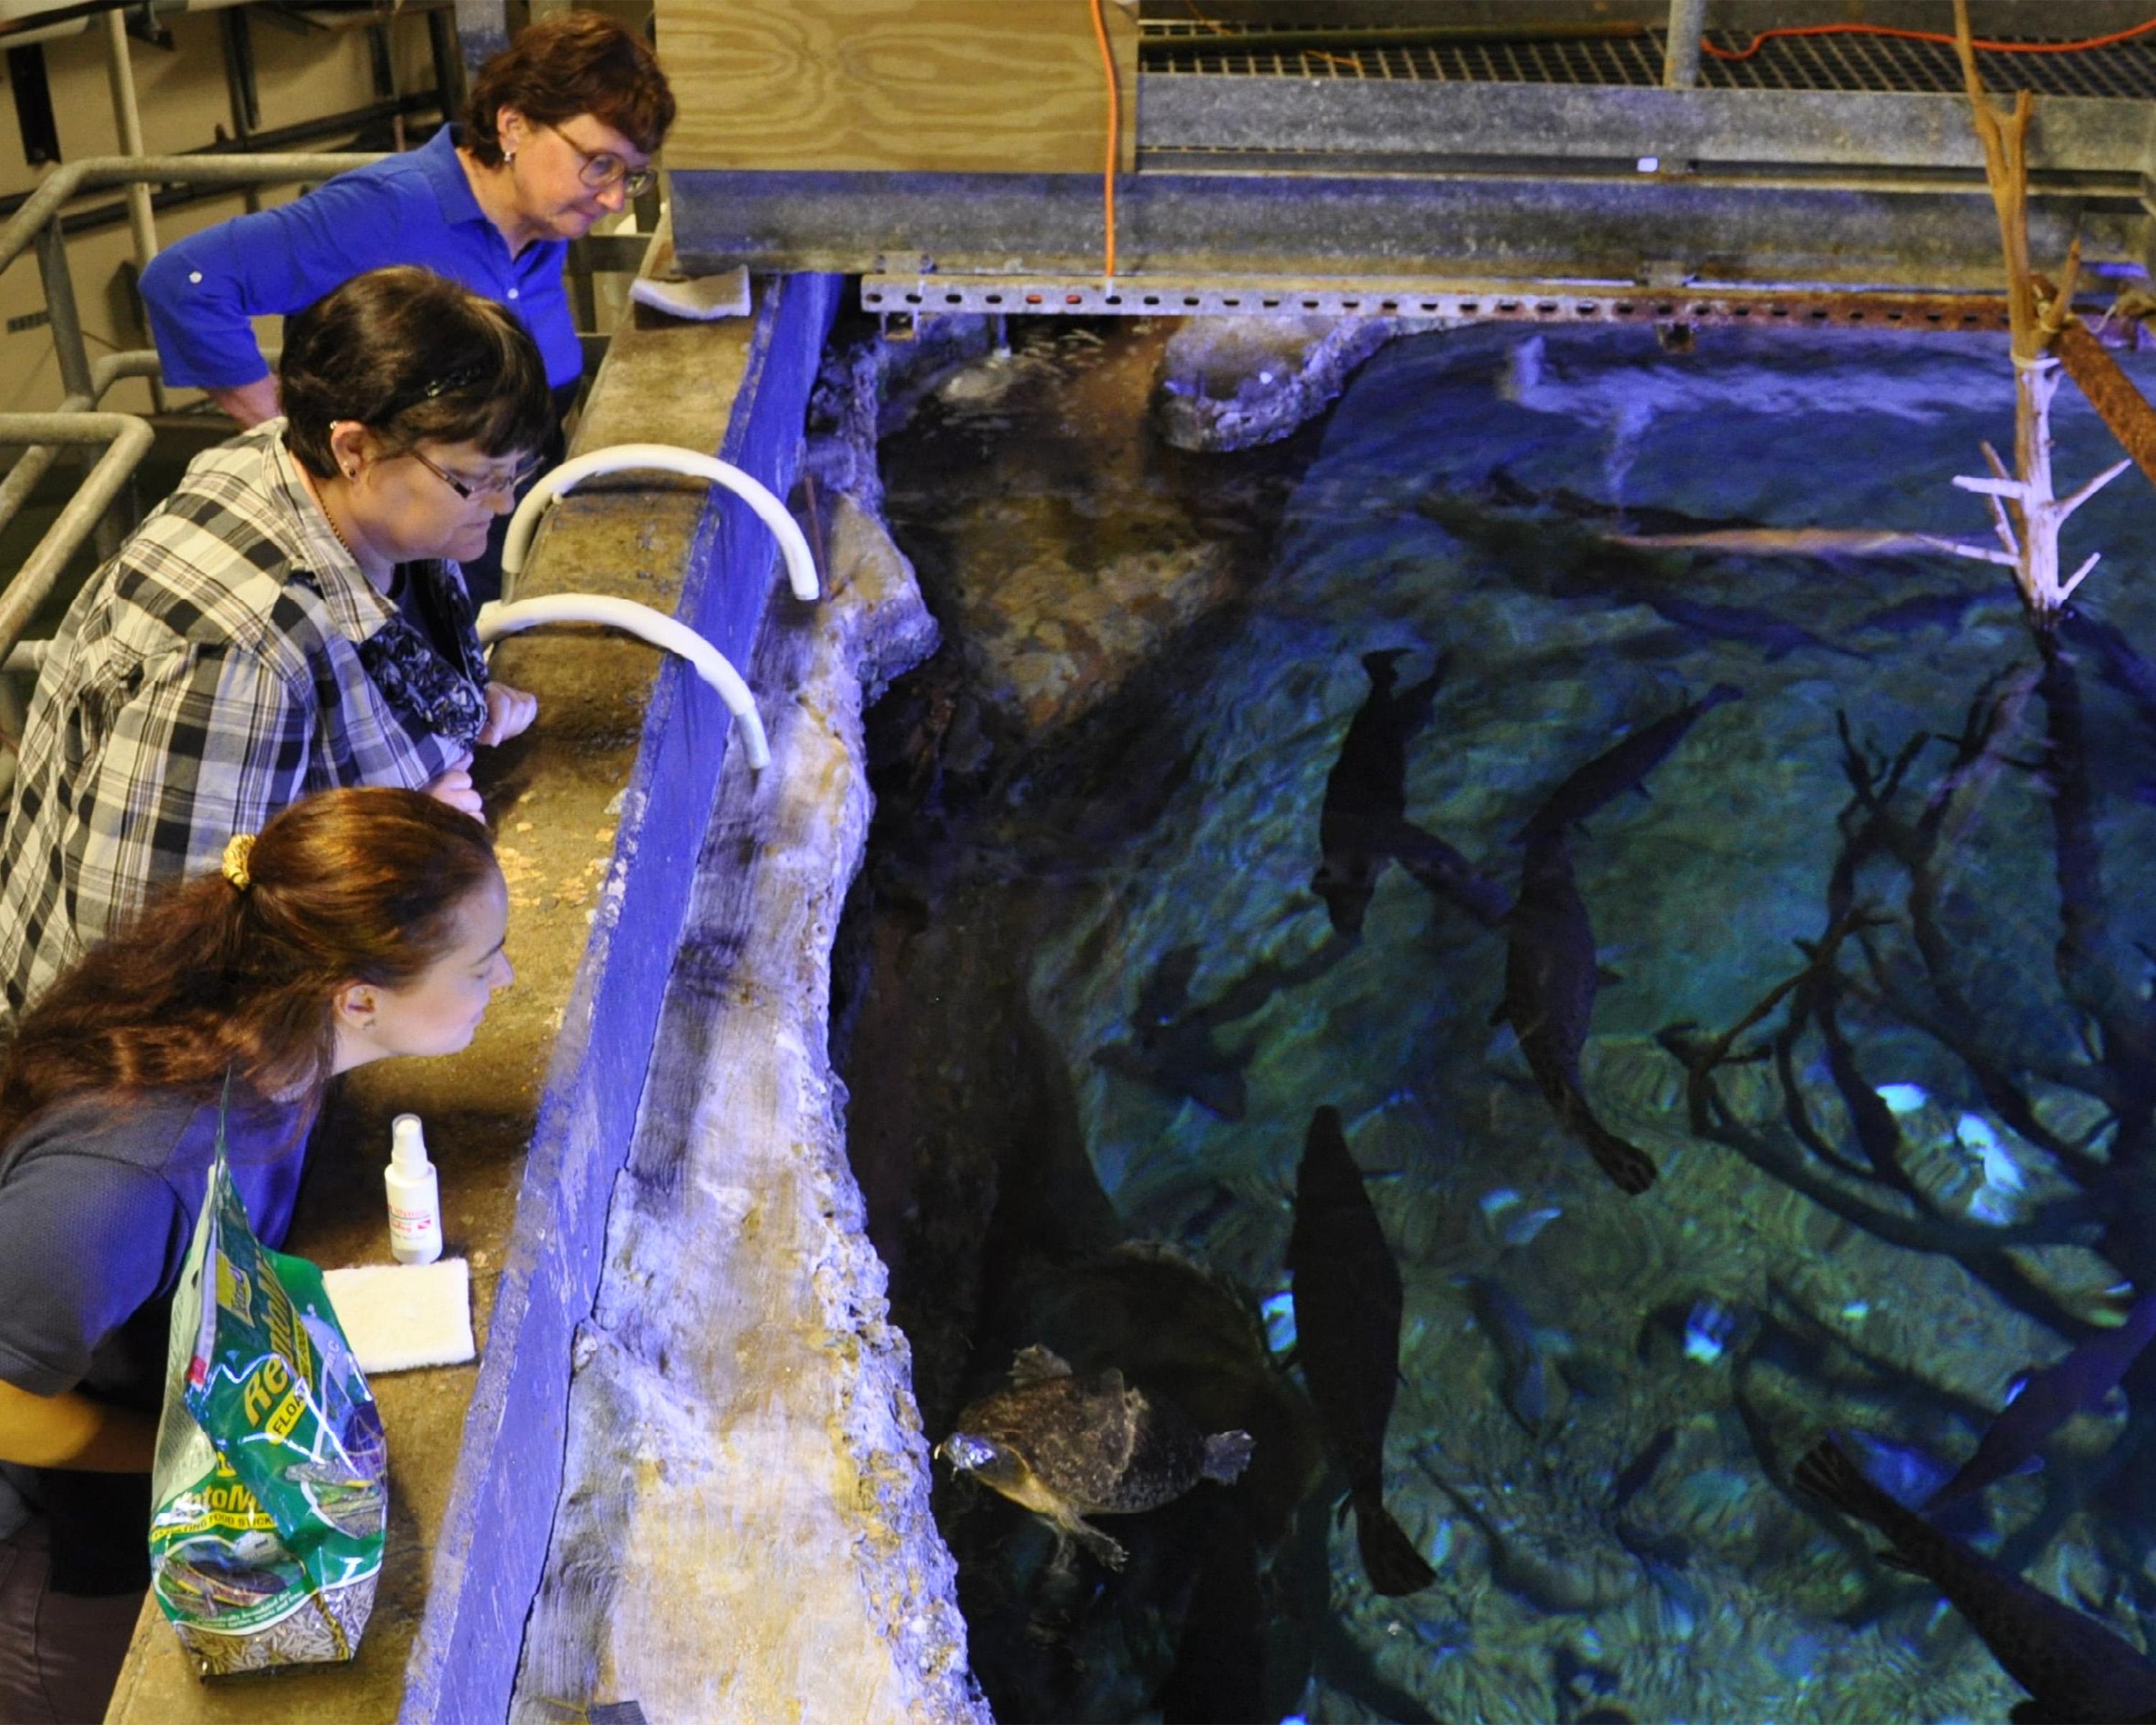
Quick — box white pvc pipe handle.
[500,443,820,604]
[476,594,769,772]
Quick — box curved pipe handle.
[500,442,820,605]
[476,594,770,772]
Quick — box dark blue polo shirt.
[140,126,579,392]
[0,1089,314,1409]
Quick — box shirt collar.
[251,425,399,639]
[420,123,492,230]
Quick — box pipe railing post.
[101,6,165,414]
[34,219,93,408]
[1663,0,1708,89]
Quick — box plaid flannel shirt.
[0,423,486,1018]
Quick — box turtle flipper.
[1202,1430,1256,1484]
[1059,1509,1128,1570]
[1010,1345,1074,1386]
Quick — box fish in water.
[1517,684,1741,842]
[1311,649,1446,937]
[1796,1435,2156,1724]
[1495,831,1658,1194]
[1461,1274,1557,1433]
[1092,943,1253,1118]
[1853,586,2003,637]
[2063,605,2156,743]
[1484,469,1764,538]
[1092,1033,1249,1121]
[1644,595,1869,663]
[1289,1105,1437,1594]
[1927,1292,2156,1509]
[936,1345,1253,1570]
[1091,940,1353,1121]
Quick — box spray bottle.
[385,1113,443,1266]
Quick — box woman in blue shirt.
[140,12,675,596]
[0,785,512,1724]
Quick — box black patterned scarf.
[356,560,488,751]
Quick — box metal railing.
[0,153,376,668]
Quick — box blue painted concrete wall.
[400,272,843,1725]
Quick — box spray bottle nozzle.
[390,1112,430,1174]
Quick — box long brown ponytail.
[0,788,499,1144]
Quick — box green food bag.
[147,1096,387,1676]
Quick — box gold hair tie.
[221,833,257,892]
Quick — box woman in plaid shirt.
[0,266,550,1021]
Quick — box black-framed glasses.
[540,121,656,198]
[407,447,539,502]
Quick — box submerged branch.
[1663,1026,2096,1268]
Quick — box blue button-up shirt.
[140,126,579,392]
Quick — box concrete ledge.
[404,272,843,1725]
[102,270,842,1725]
[508,493,984,1724]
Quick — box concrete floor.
[104,258,827,1725]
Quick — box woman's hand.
[422,751,483,816]
[476,682,538,748]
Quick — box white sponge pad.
[320,1258,476,1374]
[630,267,751,321]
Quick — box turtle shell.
[952,1361,1213,1517]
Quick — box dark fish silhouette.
[1486,470,1762,538]
[1388,822,1512,928]
[1496,832,1658,1194]
[1311,651,1501,944]
[1645,595,1868,663]
[1092,940,1355,1121]
[1516,684,1741,841]
[1610,1426,1677,1515]
[1854,587,2001,637]
[1092,944,1253,1118]
[1797,1435,2156,1724]
[2062,607,2156,738]
[1928,1294,2156,1509]
[1462,1274,1552,1432]
[1288,1106,1436,1595]
[1092,1036,1249,1121]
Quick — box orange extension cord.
[1705,17,2156,63]
[1090,0,1120,284]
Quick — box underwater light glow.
[1875,1083,1929,1114]
[1261,1290,1298,1354]
[1683,1302,1733,1363]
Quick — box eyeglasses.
[407,447,540,502]
[540,121,656,199]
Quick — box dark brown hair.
[464,11,676,168]
[0,788,500,1145]
[279,266,555,477]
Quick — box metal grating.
[1140,19,2156,98]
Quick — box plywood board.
[657,0,1138,175]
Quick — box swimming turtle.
[936,1344,1254,1569]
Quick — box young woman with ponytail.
[0,786,511,1724]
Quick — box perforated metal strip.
[862,275,2017,332]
